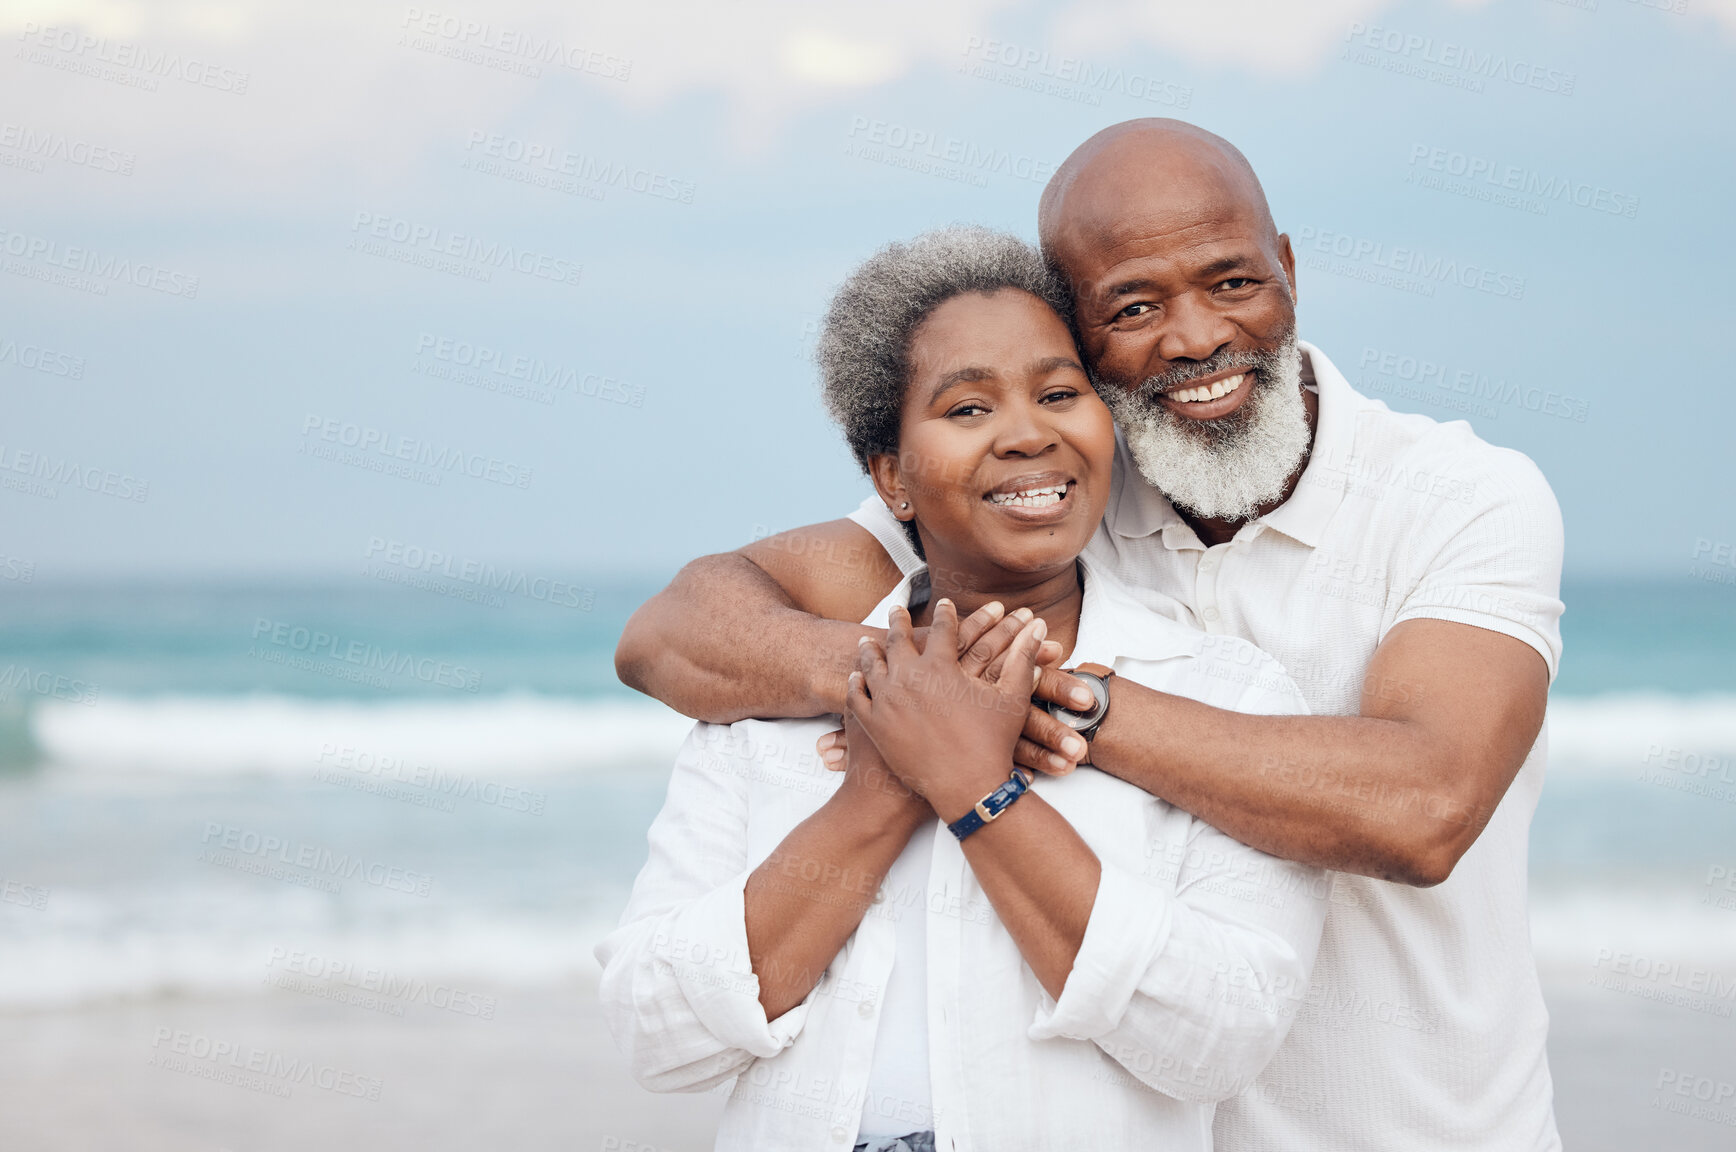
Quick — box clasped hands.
[826,599,1096,826]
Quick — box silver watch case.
[1043,670,1111,740]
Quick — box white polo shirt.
[850,341,1566,1152]
[597,557,1329,1152]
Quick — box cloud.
[1047,0,1397,75]
[3,0,1731,211]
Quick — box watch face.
[1051,706,1093,732]
[1048,672,1108,730]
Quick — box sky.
[3,0,1734,582]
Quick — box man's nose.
[1154,292,1235,365]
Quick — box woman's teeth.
[987,484,1067,508]
[1169,372,1246,404]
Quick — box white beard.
[1099,332,1311,523]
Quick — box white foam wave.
[29,690,1732,780]
[1529,885,1736,982]
[28,693,697,776]
[1546,692,1736,777]
[0,903,618,1010]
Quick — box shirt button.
[831,1125,850,1144]
[871,887,885,904]
[858,1000,877,1018]
[1202,607,1220,623]
[1200,553,1218,571]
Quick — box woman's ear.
[867,454,912,522]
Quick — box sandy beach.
[0,977,724,1152]
[0,976,1727,1150]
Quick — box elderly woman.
[596,228,1328,1152]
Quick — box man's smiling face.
[1039,120,1314,525]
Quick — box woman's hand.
[833,702,931,829]
[846,599,1047,824]
[816,599,1069,772]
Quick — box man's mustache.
[1130,348,1272,403]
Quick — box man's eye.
[1217,278,1255,291]
[1116,302,1154,319]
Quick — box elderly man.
[616,119,1563,1151]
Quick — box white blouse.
[596,558,1329,1152]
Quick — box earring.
[900,502,909,509]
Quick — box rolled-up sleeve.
[595,724,813,1093]
[1029,666,1330,1103]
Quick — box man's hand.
[845,600,1045,822]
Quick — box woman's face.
[871,289,1116,584]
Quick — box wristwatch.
[1044,662,1114,742]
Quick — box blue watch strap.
[947,768,1035,841]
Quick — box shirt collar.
[1107,340,1357,551]
[863,554,1201,667]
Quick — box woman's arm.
[595,715,930,1091]
[847,603,1099,998]
[745,710,932,1018]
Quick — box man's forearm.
[1089,686,1487,886]
[616,552,872,722]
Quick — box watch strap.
[947,767,1035,841]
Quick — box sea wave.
[0,886,620,1010]
[1546,692,1736,776]
[25,692,698,776]
[22,689,1736,779]
[5,881,1731,1010]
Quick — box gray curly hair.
[816,226,1070,475]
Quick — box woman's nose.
[993,401,1057,457]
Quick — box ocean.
[3,576,1735,1011]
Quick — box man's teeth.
[987,484,1067,508]
[1169,372,1246,403]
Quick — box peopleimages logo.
[265,946,498,1019]
[199,822,435,897]
[365,537,593,610]
[1342,22,1576,95]
[1406,144,1639,218]
[298,413,534,490]
[348,211,581,287]
[0,225,200,298]
[0,443,150,502]
[1293,226,1525,300]
[249,616,484,692]
[0,123,135,175]
[150,1028,382,1101]
[15,23,251,94]
[0,334,85,379]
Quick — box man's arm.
[1075,618,1548,888]
[615,519,902,722]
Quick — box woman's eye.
[1041,388,1079,404]
[948,402,988,418]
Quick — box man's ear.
[867,453,911,524]
[1276,232,1298,304]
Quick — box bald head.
[1038,119,1280,274]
